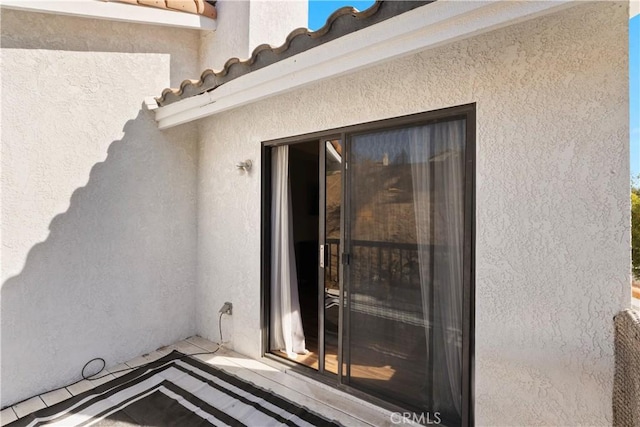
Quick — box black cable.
[82,357,105,380]
[88,314,227,381]
[2,333,225,411]
[83,347,221,381]
[4,314,230,412]
[219,311,224,345]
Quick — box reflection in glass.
[347,120,465,426]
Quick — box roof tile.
[109,0,217,20]
[156,1,431,106]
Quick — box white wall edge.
[153,0,576,130]
[0,0,217,31]
[144,96,159,111]
[631,0,639,18]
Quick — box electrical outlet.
[219,302,232,315]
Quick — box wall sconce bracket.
[236,160,252,173]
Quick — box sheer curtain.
[270,145,307,357]
[410,120,465,417]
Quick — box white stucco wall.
[247,1,308,53]
[1,10,200,406]
[199,0,307,72]
[196,2,629,425]
[199,0,251,71]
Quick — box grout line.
[16,396,48,419]
[216,353,382,427]
[251,360,377,426]
[185,338,209,352]
[185,337,223,354]
[90,373,116,384]
[5,341,379,427]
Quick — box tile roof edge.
[110,0,217,20]
[157,1,431,106]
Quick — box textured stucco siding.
[1,10,199,406]
[199,0,307,76]
[247,1,308,54]
[196,2,629,425]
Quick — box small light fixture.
[236,159,252,173]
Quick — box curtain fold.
[410,120,465,417]
[270,145,307,357]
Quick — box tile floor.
[1,336,411,427]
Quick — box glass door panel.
[267,112,471,423]
[322,139,342,375]
[345,121,466,425]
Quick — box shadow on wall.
[0,108,197,407]
[0,8,198,87]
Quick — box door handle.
[319,244,325,268]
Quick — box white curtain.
[270,145,307,357]
[410,120,465,417]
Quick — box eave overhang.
[149,0,576,130]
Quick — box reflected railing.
[325,238,420,288]
[325,238,428,326]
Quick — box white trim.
[152,0,575,129]
[0,0,216,31]
[144,97,159,111]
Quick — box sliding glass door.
[344,121,466,425]
[264,105,474,426]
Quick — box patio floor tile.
[66,379,94,396]
[106,363,131,378]
[5,336,406,426]
[12,396,45,418]
[0,408,17,426]
[39,388,72,407]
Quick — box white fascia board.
[0,0,217,31]
[153,0,575,129]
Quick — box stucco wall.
[1,10,199,406]
[199,0,307,74]
[196,2,629,425]
[247,1,308,54]
[199,0,251,71]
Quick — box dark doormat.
[9,350,342,426]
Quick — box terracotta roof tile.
[109,0,217,20]
[156,0,431,107]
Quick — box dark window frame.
[260,103,476,426]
